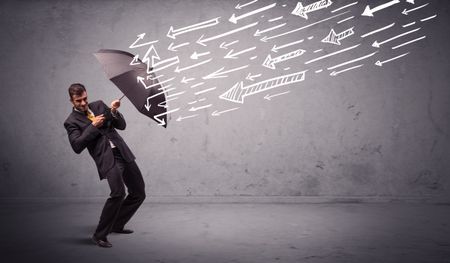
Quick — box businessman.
[64,83,146,248]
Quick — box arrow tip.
[372,41,380,48]
[229,14,238,24]
[375,61,382,67]
[361,6,373,17]
[196,35,207,46]
[166,26,175,39]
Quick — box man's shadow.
[57,225,96,246]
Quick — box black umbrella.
[93,49,169,127]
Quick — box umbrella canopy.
[93,49,169,127]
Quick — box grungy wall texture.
[0,0,449,199]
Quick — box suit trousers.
[94,148,146,240]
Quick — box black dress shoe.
[110,228,134,234]
[92,235,112,248]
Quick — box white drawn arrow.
[291,0,333,19]
[129,33,158,49]
[224,46,256,59]
[304,44,360,64]
[375,52,410,66]
[197,22,258,46]
[402,3,428,15]
[229,3,276,24]
[360,22,395,38]
[219,70,306,104]
[271,39,304,53]
[190,51,211,60]
[129,55,141,66]
[262,48,305,69]
[406,0,414,4]
[137,76,175,90]
[260,11,348,42]
[167,17,220,39]
[254,23,286,36]
[154,108,180,126]
[321,27,354,45]
[158,97,179,109]
[330,64,363,76]
[391,35,426,49]
[372,27,421,48]
[362,0,400,17]
[327,51,378,70]
[176,114,199,122]
[168,42,189,52]
[190,82,205,88]
[202,65,249,79]
[181,76,195,84]
[174,58,213,73]
[142,45,179,73]
[264,90,291,100]
[219,40,239,49]
[144,98,152,111]
[189,104,213,112]
[235,0,258,9]
[246,73,262,81]
[195,87,216,95]
[166,91,185,98]
[211,107,240,116]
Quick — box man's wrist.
[111,108,118,117]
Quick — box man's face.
[71,91,88,112]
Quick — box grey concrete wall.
[0,0,449,199]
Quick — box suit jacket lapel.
[89,101,103,116]
[72,108,91,125]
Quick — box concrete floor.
[1,201,449,263]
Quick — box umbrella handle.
[118,94,126,101]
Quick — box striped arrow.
[291,0,333,19]
[321,27,354,45]
[262,48,305,69]
[219,71,306,104]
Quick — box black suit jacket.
[64,100,135,180]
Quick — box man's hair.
[68,83,86,100]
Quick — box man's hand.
[92,114,105,127]
[111,99,121,113]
